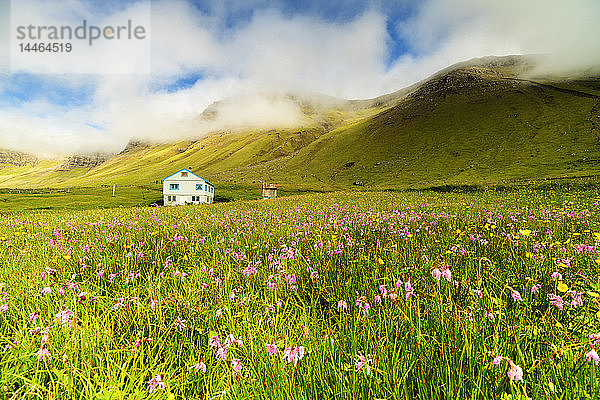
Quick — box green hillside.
[281,72,600,188]
[1,56,599,197]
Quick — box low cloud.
[1,0,598,156]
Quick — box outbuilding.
[262,183,277,199]
[162,169,214,205]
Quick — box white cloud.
[1,0,599,155]
[393,0,600,78]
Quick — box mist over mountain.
[1,55,599,191]
[1,0,599,157]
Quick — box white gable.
[163,169,204,182]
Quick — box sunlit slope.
[1,57,599,190]
[279,72,600,188]
[0,159,89,187]
[0,127,341,188]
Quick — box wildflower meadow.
[1,187,600,399]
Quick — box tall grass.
[0,188,599,399]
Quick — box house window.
[196,184,202,190]
[168,195,176,202]
[192,196,200,202]
[181,172,188,177]
[170,184,179,190]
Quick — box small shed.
[262,183,277,199]
[162,169,215,205]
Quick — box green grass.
[0,186,162,211]
[0,184,328,211]
[1,186,600,399]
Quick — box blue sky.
[1,0,599,155]
[2,0,415,105]
[0,73,95,108]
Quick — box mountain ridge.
[1,55,599,191]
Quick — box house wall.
[262,188,277,199]
[162,170,214,206]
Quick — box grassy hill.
[281,71,600,188]
[1,55,599,206]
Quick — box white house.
[162,169,215,205]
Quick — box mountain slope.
[1,56,599,192]
[278,70,600,188]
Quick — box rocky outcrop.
[0,150,38,167]
[119,139,152,154]
[55,153,110,171]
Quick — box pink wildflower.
[3,338,16,353]
[0,304,8,313]
[378,284,388,297]
[549,294,564,310]
[337,300,347,310]
[67,282,79,291]
[41,287,51,295]
[282,346,305,366]
[552,271,562,281]
[36,348,52,362]
[362,302,371,316]
[231,358,242,374]
[265,342,277,356]
[112,298,124,311]
[510,288,523,302]
[216,346,228,360]
[54,308,74,328]
[492,356,503,365]
[355,296,371,316]
[431,268,442,280]
[507,360,523,382]
[405,280,415,300]
[224,334,243,347]
[586,349,600,365]
[149,298,159,311]
[570,291,583,308]
[532,284,541,293]
[303,325,309,337]
[175,316,187,331]
[442,269,452,282]
[29,311,40,323]
[208,335,220,349]
[192,357,207,373]
[355,353,372,374]
[148,374,165,392]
